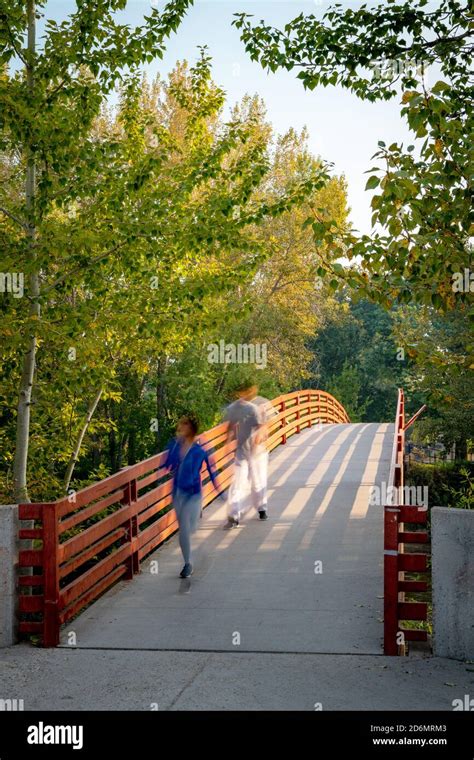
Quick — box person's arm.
[223,408,236,446]
[163,439,177,472]
[253,426,266,446]
[203,449,225,498]
[226,422,236,444]
[251,405,266,447]
[255,400,274,445]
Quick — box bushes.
[405,461,474,510]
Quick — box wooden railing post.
[308,393,319,427]
[318,392,325,424]
[281,399,287,444]
[122,476,139,579]
[43,503,60,647]
[295,395,301,434]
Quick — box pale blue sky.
[40,0,426,233]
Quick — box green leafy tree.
[234,0,473,310]
[326,361,369,423]
[1,45,328,500]
[393,303,473,459]
[308,294,405,422]
[0,0,195,500]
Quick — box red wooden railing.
[383,388,429,655]
[18,389,350,647]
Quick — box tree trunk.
[109,425,117,472]
[13,0,37,503]
[454,438,468,462]
[127,429,136,465]
[91,435,100,469]
[63,389,103,492]
[215,362,229,396]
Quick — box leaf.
[365,176,380,190]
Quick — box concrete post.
[432,507,474,660]
[0,505,19,647]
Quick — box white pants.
[228,448,268,519]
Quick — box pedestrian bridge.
[61,422,392,654]
[18,390,428,655]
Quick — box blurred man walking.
[224,380,274,526]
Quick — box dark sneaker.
[227,516,240,528]
[258,510,268,520]
[180,563,193,578]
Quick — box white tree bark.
[63,389,103,493]
[13,0,38,503]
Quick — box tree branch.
[0,205,28,230]
[1,13,28,65]
[42,240,129,294]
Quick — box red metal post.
[42,502,60,647]
[404,404,426,432]
[384,506,399,655]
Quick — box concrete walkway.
[59,423,393,654]
[2,644,473,710]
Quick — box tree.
[212,118,349,389]
[392,303,473,459]
[234,0,473,310]
[326,361,369,423]
[307,293,405,422]
[120,100,350,449]
[0,0,196,500]
[0,47,328,501]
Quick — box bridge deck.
[60,423,393,654]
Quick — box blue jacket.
[164,438,219,496]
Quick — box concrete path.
[2,644,473,710]
[59,423,393,654]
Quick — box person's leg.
[249,448,268,515]
[227,454,248,520]
[258,449,268,512]
[174,489,192,566]
[187,493,202,560]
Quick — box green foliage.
[325,361,369,423]
[306,294,405,422]
[0,22,347,500]
[446,468,474,510]
[234,0,474,309]
[406,461,474,511]
[393,304,473,458]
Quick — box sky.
[41,0,421,234]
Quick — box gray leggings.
[173,488,202,565]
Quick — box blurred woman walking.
[164,414,222,578]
